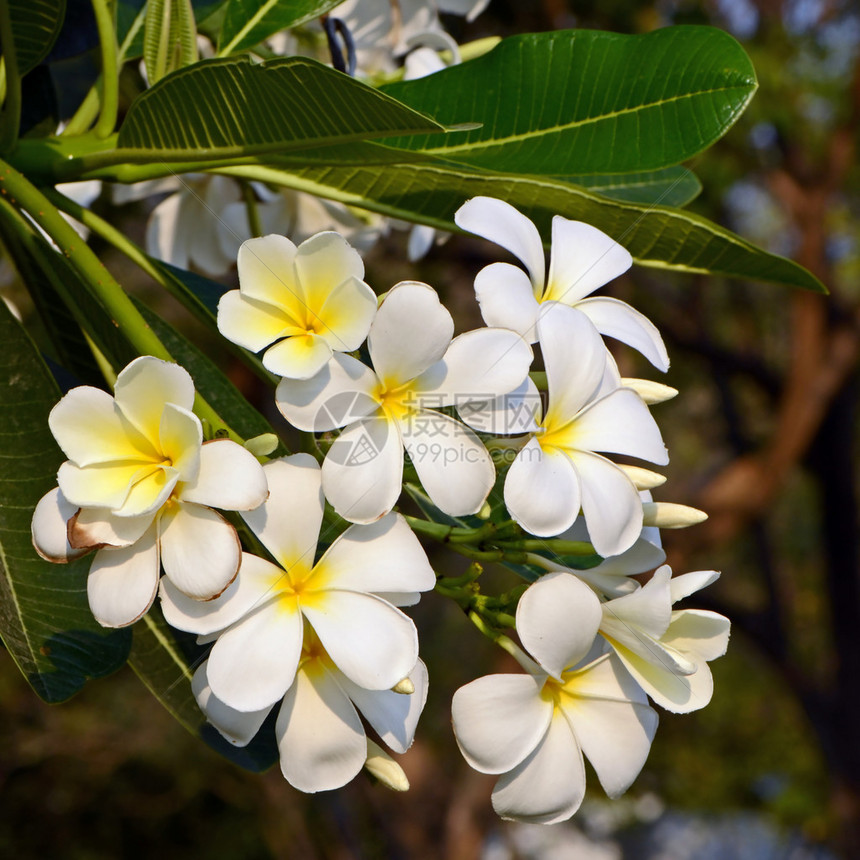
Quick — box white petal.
[457,376,542,436]
[158,502,240,599]
[241,454,322,568]
[491,711,585,824]
[664,609,730,663]
[146,192,189,269]
[86,526,160,627]
[275,352,380,432]
[31,487,86,562]
[207,601,303,712]
[293,231,365,311]
[217,290,296,352]
[504,438,580,537]
[414,328,533,405]
[303,591,418,691]
[473,262,541,341]
[192,661,272,747]
[160,552,282,635]
[113,463,179,518]
[562,656,658,798]
[451,673,552,774]
[602,565,673,640]
[573,388,669,464]
[340,659,429,754]
[69,507,153,549]
[577,297,669,372]
[407,223,436,260]
[569,452,643,558]
[179,439,268,511]
[276,661,366,792]
[236,234,301,310]
[113,356,195,441]
[669,569,720,604]
[321,416,403,523]
[454,197,545,291]
[368,282,453,385]
[318,513,435,595]
[49,386,155,465]
[317,276,377,353]
[516,573,602,677]
[537,303,608,427]
[57,460,175,516]
[401,411,495,517]
[262,333,334,379]
[158,403,202,481]
[544,218,632,304]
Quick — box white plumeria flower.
[276,281,533,523]
[452,572,658,824]
[217,233,378,380]
[31,356,268,627]
[159,454,435,715]
[598,565,730,713]
[497,304,668,555]
[190,651,428,793]
[454,196,669,370]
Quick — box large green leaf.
[566,167,702,208]
[143,0,199,85]
[0,299,131,703]
[218,0,341,56]
[380,27,757,175]
[6,0,65,76]
[115,56,445,163]
[227,159,825,292]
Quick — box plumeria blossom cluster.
[32,195,729,820]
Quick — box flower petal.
[275,352,380,432]
[321,416,403,523]
[56,460,149,511]
[293,231,365,311]
[516,573,602,677]
[577,297,669,372]
[569,451,643,558]
[473,262,541,341]
[207,601,304,712]
[669,570,720,604]
[414,327,533,405]
[302,591,418,691]
[451,673,552,774]
[262,332,334,379]
[504,438,581,537]
[664,609,730,663]
[31,487,87,562]
[340,659,429,755]
[368,281,453,386]
[276,660,366,792]
[316,276,378,353]
[159,403,202,481]
[319,513,435,595]
[537,303,608,428]
[178,439,268,511]
[457,376,542,436]
[113,356,195,441]
[192,661,272,747]
[401,411,495,517]
[544,217,632,304]
[114,463,179,518]
[70,507,154,549]
[160,552,282,635]
[562,654,658,798]
[86,526,160,627]
[455,197,545,291]
[491,711,585,824]
[610,643,707,713]
[158,502,241,599]
[236,234,302,313]
[217,290,298,352]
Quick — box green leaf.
[381,27,757,174]
[115,56,445,164]
[7,0,65,76]
[230,159,825,292]
[119,0,222,62]
[144,0,199,86]
[566,167,702,208]
[0,299,131,703]
[129,606,279,772]
[218,0,341,56]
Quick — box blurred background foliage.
[2,0,859,857]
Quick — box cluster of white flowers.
[32,194,728,819]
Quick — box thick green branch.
[91,0,120,138]
[0,1,22,153]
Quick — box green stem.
[0,158,237,440]
[0,1,22,153]
[91,0,120,139]
[62,88,102,136]
[506,538,596,555]
[242,181,263,238]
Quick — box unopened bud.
[643,502,708,529]
[622,378,679,405]
[244,433,278,457]
[365,739,409,791]
[618,465,666,490]
[392,677,414,695]
[477,501,492,520]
